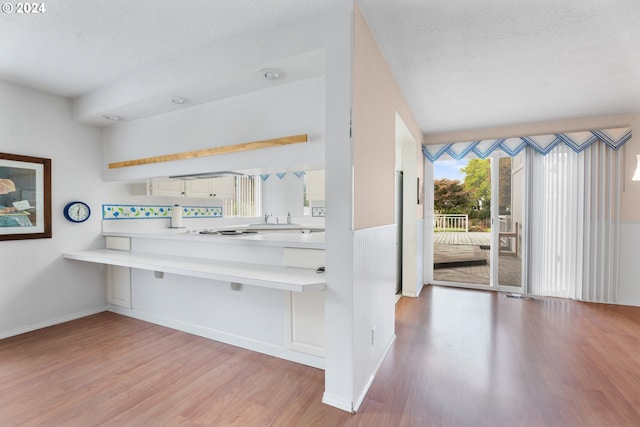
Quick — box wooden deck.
[434,244,487,269]
[432,231,521,287]
[433,231,491,246]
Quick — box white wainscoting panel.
[352,224,397,412]
[619,222,640,306]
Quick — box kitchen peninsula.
[64,227,326,368]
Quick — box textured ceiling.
[1,0,639,134]
[360,0,640,133]
[0,0,342,96]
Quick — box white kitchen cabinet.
[284,247,325,356]
[305,169,325,201]
[150,177,233,199]
[105,237,132,309]
[184,179,211,198]
[185,177,234,198]
[211,177,234,199]
[107,265,132,308]
[150,179,185,197]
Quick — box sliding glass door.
[427,126,630,301]
[433,152,525,292]
[492,154,524,291]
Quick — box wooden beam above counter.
[108,134,308,169]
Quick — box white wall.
[322,0,356,412]
[333,4,424,412]
[103,76,326,182]
[0,80,106,338]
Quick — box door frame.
[395,113,421,297]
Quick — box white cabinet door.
[306,170,325,201]
[105,237,132,309]
[184,179,213,198]
[150,177,233,199]
[210,177,233,199]
[150,179,185,197]
[107,265,132,308]
[283,248,325,356]
[184,177,233,198]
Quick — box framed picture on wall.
[0,153,52,241]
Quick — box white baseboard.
[353,333,396,413]
[108,305,325,369]
[322,392,354,413]
[0,306,108,340]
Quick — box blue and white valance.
[422,127,632,162]
[259,171,305,181]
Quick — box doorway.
[395,113,421,298]
[432,152,524,292]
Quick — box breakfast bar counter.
[63,228,327,368]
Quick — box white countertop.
[103,229,325,249]
[64,249,325,292]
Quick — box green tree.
[498,157,512,215]
[462,158,491,209]
[434,178,472,213]
[461,159,491,219]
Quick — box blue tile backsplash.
[103,204,222,220]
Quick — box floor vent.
[505,293,536,300]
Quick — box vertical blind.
[223,175,259,217]
[528,143,621,302]
[582,142,621,302]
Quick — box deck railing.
[434,214,468,232]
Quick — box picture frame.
[0,153,52,240]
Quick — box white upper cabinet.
[184,179,212,198]
[150,177,233,199]
[211,177,234,199]
[150,179,185,197]
[187,177,234,199]
[306,170,325,201]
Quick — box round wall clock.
[63,201,91,223]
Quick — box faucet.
[264,212,271,224]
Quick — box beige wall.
[352,4,423,230]
[423,113,640,222]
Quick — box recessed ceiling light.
[102,114,123,121]
[260,68,284,80]
[167,96,189,105]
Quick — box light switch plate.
[312,207,325,217]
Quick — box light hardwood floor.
[1,286,639,426]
